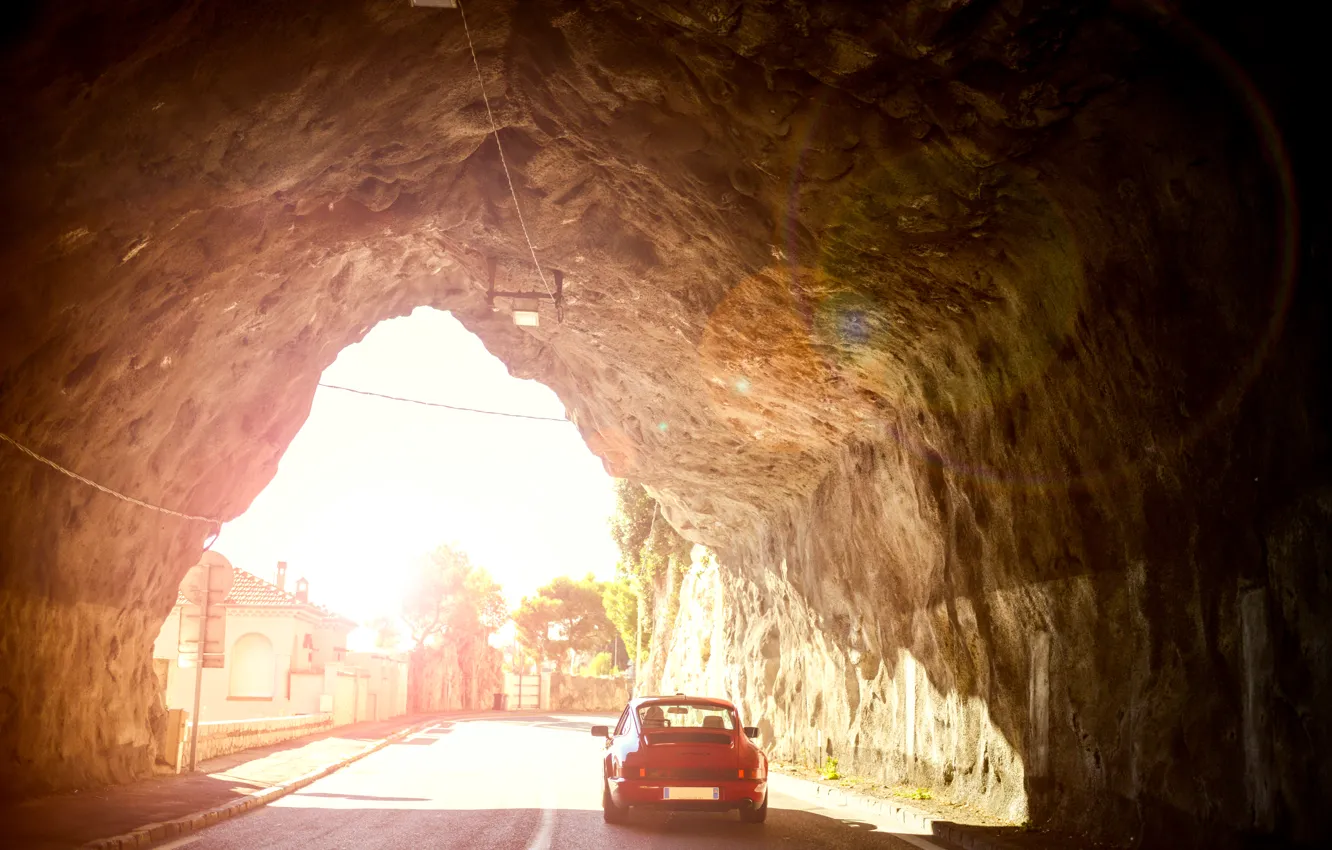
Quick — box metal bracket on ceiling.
[486,258,564,326]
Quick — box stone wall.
[185,714,332,765]
[548,672,631,713]
[656,554,1032,823]
[650,386,1332,849]
[408,644,502,713]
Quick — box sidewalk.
[768,764,1124,850]
[3,713,456,849]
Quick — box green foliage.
[602,578,651,664]
[513,573,615,671]
[609,479,656,567]
[606,479,695,668]
[466,568,507,634]
[821,757,841,780]
[609,480,692,586]
[585,651,614,677]
[402,544,506,651]
[513,595,557,664]
[661,552,690,634]
[401,545,506,704]
[891,786,934,801]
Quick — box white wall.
[155,608,399,730]
[156,607,319,722]
[313,622,351,668]
[344,652,409,720]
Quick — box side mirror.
[591,725,610,738]
[743,726,759,739]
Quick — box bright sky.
[218,307,619,637]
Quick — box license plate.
[663,786,719,800]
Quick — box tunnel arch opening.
[189,305,622,699]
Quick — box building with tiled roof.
[172,565,356,627]
[151,552,399,726]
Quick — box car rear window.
[637,702,736,731]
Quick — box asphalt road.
[158,714,950,850]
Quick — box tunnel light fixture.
[486,258,564,327]
[410,0,457,8]
[513,299,541,327]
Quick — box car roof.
[629,695,736,710]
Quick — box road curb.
[81,717,442,850]
[769,770,1014,850]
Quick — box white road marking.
[525,804,556,850]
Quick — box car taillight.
[738,766,767,779]
[616,761,646,779]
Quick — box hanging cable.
[457,0,556,306]
[0,431,224,541]
[317,382,570,422]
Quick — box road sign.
[178,554,232,668]
[178,606,227,667]
[180,554,233,606]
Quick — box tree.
[464,567,507,636]
[609,480,692,588]
[401,544,507,712]
[603,577,650,664]
[513,595,560,666]
[585,651,614,677]
[403,544,469,650]
[402,544,506,650]
[606,480,692,667]
[609,478,657,568]
[512,574,615,672]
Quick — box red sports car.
[591,694,769,824]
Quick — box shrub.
[892,786,933,800]
[821,757,841,780]
[585,651,613,677]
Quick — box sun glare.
[218,307,619,628]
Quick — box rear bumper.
[609,777,767,809]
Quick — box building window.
[229,633,276,699]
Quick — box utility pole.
[634,583,643,697]
[181,555,231,772]
[188,583,208,772]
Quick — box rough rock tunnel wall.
[0,1,1327,846]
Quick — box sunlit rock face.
[0,1,1327,844]
[655,547,1033,824]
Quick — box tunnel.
[0,1,1327,847]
